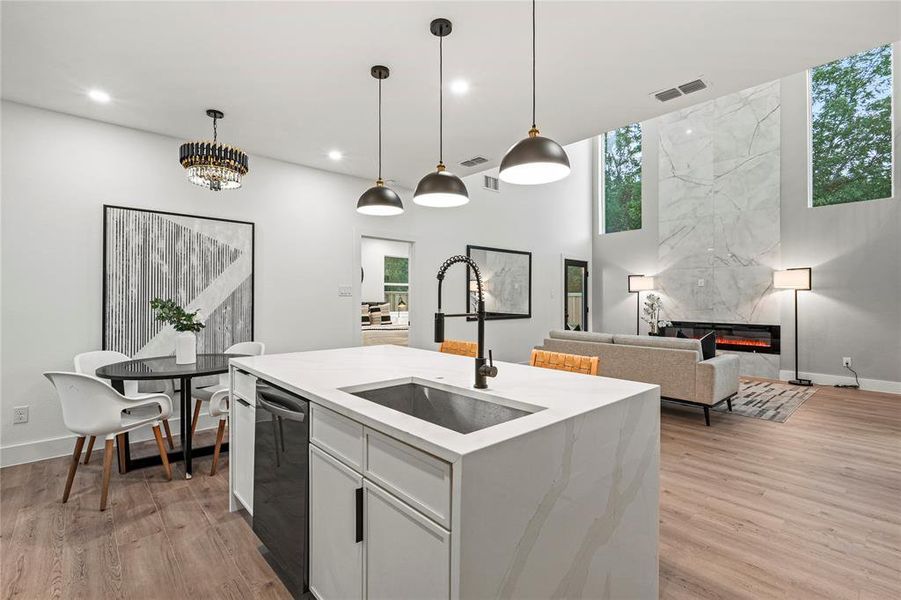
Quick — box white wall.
[593,45,901,390]
[361,237,409,303]
[0,101,593,465]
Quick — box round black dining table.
[96,353,246,479]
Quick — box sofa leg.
[703,406,711,426]
[726,397,733,412]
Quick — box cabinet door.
[231,395,256,513]
[364,481,451,600]
[310,445,364,600]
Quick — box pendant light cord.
[378,77,383,180]
[531,0,536,129]
[439,35,444,165]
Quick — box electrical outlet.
[13,406,28,424]
[842,357,852,368]
[697,279,705,287]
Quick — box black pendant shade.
[413,18,469,208]
[357,180,404,216]
[357,65,404,216]
[498,0,570,185]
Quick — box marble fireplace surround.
[654,81,782,377]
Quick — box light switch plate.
[337,285,352,297]
[697,279,705,287]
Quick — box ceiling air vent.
[460,155,488,168]
[678,79,707,95]
[483,175,500,192]
[654,88,682,102]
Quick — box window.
[600,123,642,233]
[810,44,893,207]
[383,255,408,312]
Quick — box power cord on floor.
[834,364,860,389]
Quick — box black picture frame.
[465,245,532,321]
[102,204,255,354]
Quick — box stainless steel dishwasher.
[252,383,309,599]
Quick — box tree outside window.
[384,256,409,312]
[811,45,893,207]
[602,123,642,233]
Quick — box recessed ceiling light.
[686,128,693,134]
[88,88,111,103]
[328,150,343,161]
[450,79,469,95]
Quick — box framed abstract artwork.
[465,245,532,320]
[102,205,254,357]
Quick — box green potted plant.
[150,298,205,364]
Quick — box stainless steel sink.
[345,381,537,434]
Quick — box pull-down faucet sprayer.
[434,255,498,389]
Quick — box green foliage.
[150,298,205,333]
[811,45,893,207]
[604,124,642,233]
[384,256,408,284]
[566,266,584,294]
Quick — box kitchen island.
[229,344,659,600]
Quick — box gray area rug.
[713,379,818,423]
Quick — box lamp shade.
[628,275,655,292]
[773,268,811,290]
[356,183,404,216]
[499,134,571,185]
[413,169,469,207]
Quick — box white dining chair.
[207,388,230,476]
[74,350,176,464]
[43,372,173,510]
[190,341,265,442]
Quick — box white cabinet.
[364,481,451,600]
[309,445,364,600]
[230,369,257,513]
[309,407,452,600]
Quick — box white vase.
[175,331,197,364]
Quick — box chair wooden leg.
[162,419,175,450]
[190,399,202,441]
[116,433,127,474]
[63,436,86,503]
[210,419,227,476]
[83,436,96,465]
[100,438,115,511]
[152,425,172,481]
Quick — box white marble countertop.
[231,345,659,462]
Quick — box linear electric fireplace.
[659,321,780,355]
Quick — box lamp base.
[788,378,813,387]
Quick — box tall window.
[601,123,642,233]
[383,256,409,312]
[810,44,893,207]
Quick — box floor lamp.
[628,275,655,335]
[774,267,812,386]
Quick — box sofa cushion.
[612,334,703,361]
[548,330,615,344]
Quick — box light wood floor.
[2,384,899,599]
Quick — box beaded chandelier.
[179,109,248,191]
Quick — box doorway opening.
[360,237,412,346]
[564,259,589,331]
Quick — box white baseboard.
[0,415,222,468]
[778,370,901,395]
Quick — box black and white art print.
[103,205,254,357]
[466,245,532,320]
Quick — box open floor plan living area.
[1,2,899,599]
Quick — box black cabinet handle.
[355,487,363,543]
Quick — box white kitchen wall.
[593,46,901,390]
[0,101,592,465]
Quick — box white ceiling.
[3,1,899,189]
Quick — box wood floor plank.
[1,384,899,599]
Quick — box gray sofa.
[539,330,740,425]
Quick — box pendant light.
[413,18,469,208]
[357,65,404,216]
[179,109,249,191]
[499,0,570,185]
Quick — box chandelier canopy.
[179,109,248,191]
